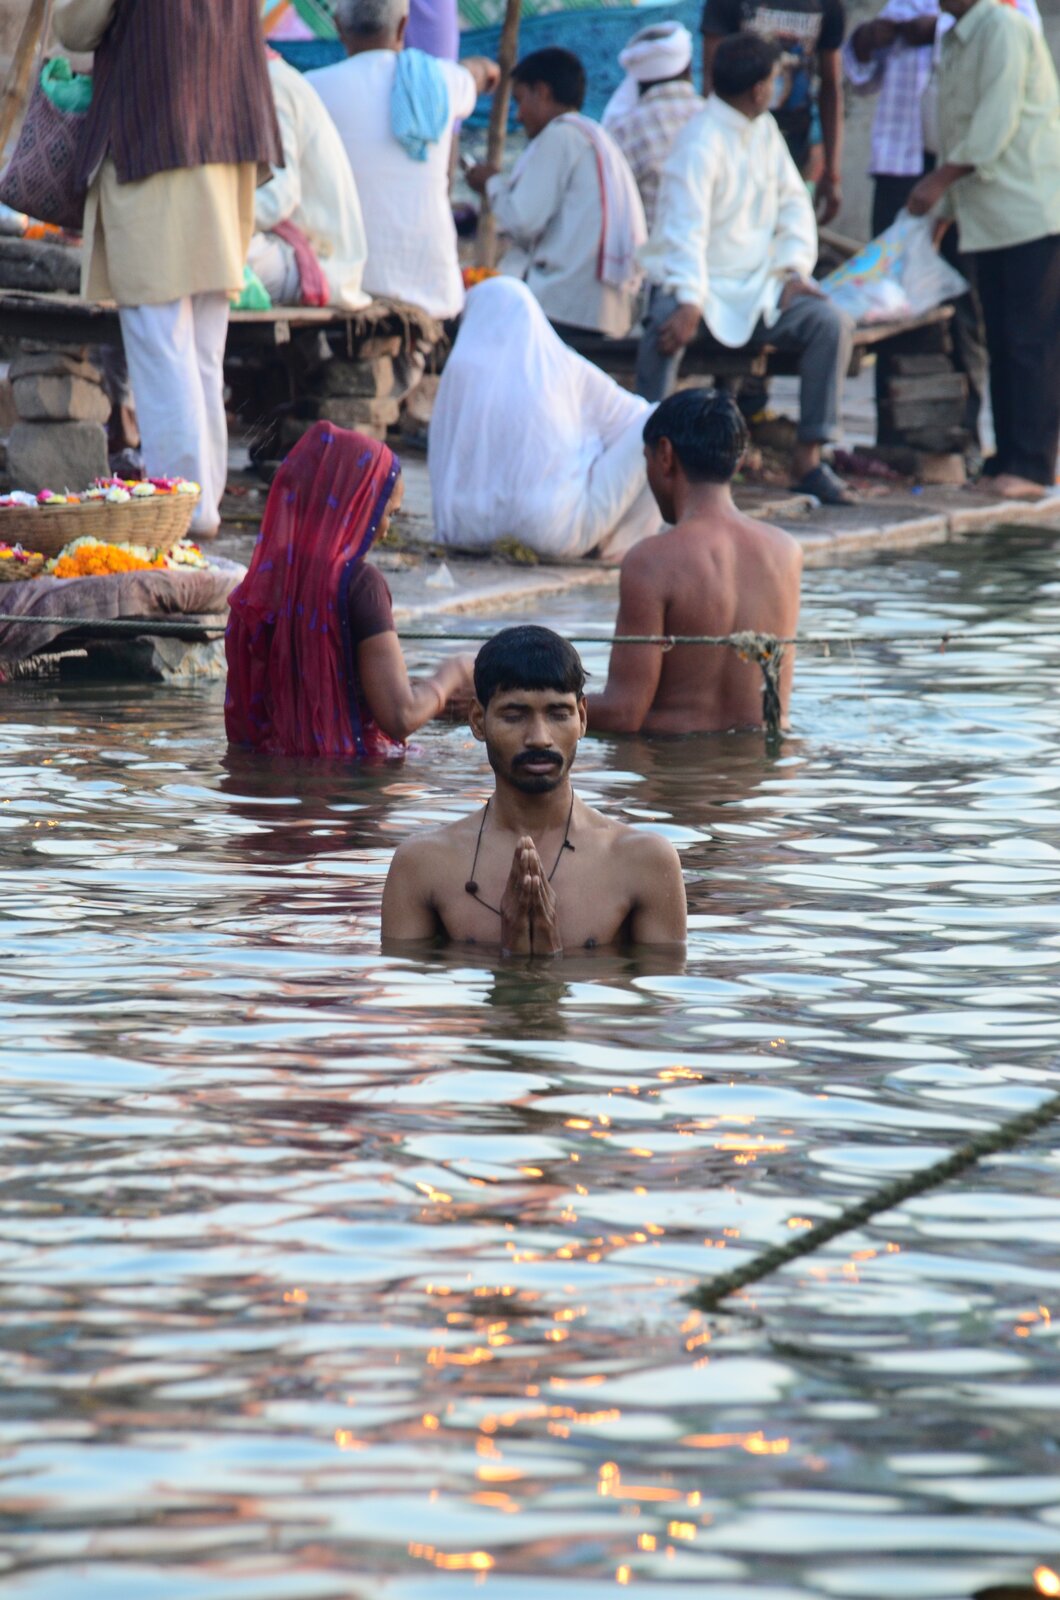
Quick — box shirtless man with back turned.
[586,388,802,735]
[382,626,687,954]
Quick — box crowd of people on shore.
[51,0,1060,538]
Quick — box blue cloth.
[391,47,450,161]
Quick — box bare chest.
[434,849,633,951]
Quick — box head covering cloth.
[225,421,401,759]
[602,21,695,129]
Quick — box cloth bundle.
[602,21,695,129]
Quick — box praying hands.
[500,836,563,957]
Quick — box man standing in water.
[587,389,802,735]
[381,627,687,953]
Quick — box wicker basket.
[0,552,44,582]
[0,492,200,561]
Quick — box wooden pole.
[474,0,522,269]
[0,0,50,158]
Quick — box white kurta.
[255,56,370,310]
[487,119,640,337]
[308,50,476,319]
[641,96,817,348]
[429,278,661,561]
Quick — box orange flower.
[54,544,166,579]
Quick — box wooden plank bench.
[563,305,954,383]
[0,290,441,355]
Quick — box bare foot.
[980,473,1048,502]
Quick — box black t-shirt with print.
[701,0,845,162]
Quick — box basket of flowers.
[0,479,201,560]
[0,542,44,582]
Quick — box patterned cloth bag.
[0,4,92,232]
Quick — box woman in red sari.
[225,423,472,757]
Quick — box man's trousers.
[636,287,854,444]
[973,232,1060,487]
[119,293,231,536]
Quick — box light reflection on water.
[2,527,1060,1599]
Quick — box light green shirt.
[938,0,1060,252]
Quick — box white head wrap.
[602,21,695,128]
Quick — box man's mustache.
[512,750,563,768]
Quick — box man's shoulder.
[389,814,477,872]
[584,807,681,868]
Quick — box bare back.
[589,505,802,735]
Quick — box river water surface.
[2,527,1060,1600]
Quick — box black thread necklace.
[465,793,576,917]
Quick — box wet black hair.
[512,47,587,111]
[712,33,781,97]
[474,625,587,708]
[643,387,749,483]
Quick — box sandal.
[793,463,858,506]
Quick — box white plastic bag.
[821,211,968,325]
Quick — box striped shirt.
[77,0,283,187]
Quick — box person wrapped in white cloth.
[466,48,646,337]
[428,279,663,562]
[602,23,705,229]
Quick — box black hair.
[642,387,749,483]
[512,47,587,110]
[474,625,587,707]
[711,33,781,98]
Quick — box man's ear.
[469,698,487,743]
[397,12,408,44]
[577,696,588,736]
[658,437,676,477]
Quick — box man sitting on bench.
[637,34,856,506]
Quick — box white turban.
[602,22,695,129]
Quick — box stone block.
[879,397,966,432]
[316,357,396,399]
[356,335,402,361]
[9,350,104,384]
[0,376,17,434]
[315,396,401,433]
[402,374,440,431]
[7,420,109,492]
[899,425,971,454]
[13,374,112,424]
[886,372,968,406]
[890,353,954,376]
[914,451,966,486]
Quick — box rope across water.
[0,618,1047,739]
[689,1086,1060,1311]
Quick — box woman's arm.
[53,0,118,53]
[357,632,474,742]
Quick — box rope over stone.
[688,1086,1060,1312]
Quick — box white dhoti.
[118,294,231,537]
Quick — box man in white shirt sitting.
[638,34,856,504]
[466,48,647,339]
[249,51,371,311]
[308,0,498,321]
